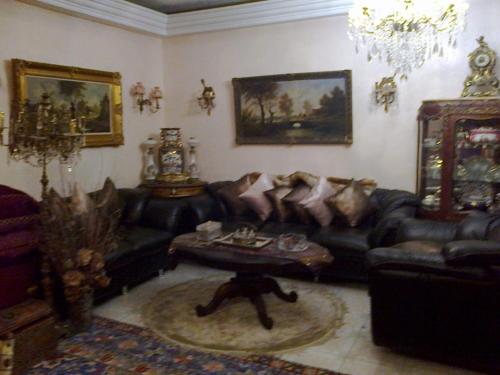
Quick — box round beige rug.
[142,277,347,355]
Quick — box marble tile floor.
[94,264,483,375]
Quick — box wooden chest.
[0,299,59,375]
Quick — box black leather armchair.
[181,182,420,281]
[95,188,190,303]
[367,213,500,372]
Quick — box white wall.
[1,0,498,198]
[0,0,165,199]
[162,0,500,192]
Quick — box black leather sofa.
[181,181,420,281]
[95,188,190,304]
[367,213,500,373]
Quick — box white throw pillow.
[299,177,339,227]
[239,173,274,221]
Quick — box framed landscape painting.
[233,70,352,145]
[12,59,123,147]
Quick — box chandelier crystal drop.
[348,0,469,79]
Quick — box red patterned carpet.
[28,317,348,374]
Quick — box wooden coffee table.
[168,233,333,329]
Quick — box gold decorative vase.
[158,128,188,183]
[67,289,93,333]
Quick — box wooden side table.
[0,299,59,375]
[140,179,207,198]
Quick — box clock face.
[474,53,491,68]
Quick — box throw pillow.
[299,177,339,227]
[275,171,319,188]
[327,176,377,195]
[283,184,313,225]
[239,173,274,221]
[326,179,374,227]
[264,186,293,223]
[216,174,253,216]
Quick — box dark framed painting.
[12,59,123,147]
[232,70,352,145]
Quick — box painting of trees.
[240,81,278,126]
[233,71,352,144]
[279,93,294,119]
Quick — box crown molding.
[165,0,353,36]
[25,0,353,37]
[24,0,167,36]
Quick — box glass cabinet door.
[452,118,500,213]
[419,118,444,211]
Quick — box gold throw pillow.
[326,180,374,227]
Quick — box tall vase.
[158,128,188,182]
[143,137,158,181]
[68,289,94,333]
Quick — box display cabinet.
[417,98,500,220]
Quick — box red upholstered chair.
[0,185,40,309]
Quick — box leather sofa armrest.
[141,199,190,234]
[370,206,416,247]
[443,240,500,266]
[395,218,457,244]
[366,247,491,280]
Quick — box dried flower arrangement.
[40,178,122,330]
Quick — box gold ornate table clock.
[158,128,189,183]
[462,36,499,97]
[140,128,206,198]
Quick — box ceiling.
[126,0,263,14]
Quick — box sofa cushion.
[260,222,315,237]
[370,188,420,224]
[125,226,174,251]
[118,188,150,226]
[326,180,374,227]
[366,247,489,280]
[216,175,253,216]
[442,240,500,266]
[299,177,337,227]
[283,184,313,225]
[106,227,173,268]
[311,223,372,254]
[105,239,136,266]
[239,173,274,221]
[264,187,294,223]
[393,240,443,253]
[456,212,500,240]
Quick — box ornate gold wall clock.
[462,36,499,97]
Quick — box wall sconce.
[375,76,397,112]
[197,79,216,115]
[131,82,163,113]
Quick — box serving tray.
[214,233,273,249]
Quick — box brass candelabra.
[0,93,86,197]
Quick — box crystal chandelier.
[348,0,469,79]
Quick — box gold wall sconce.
[375,76,397,112]
[131,82,163,113]
[197,79,216,115]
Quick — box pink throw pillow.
[299,177,338,227]
[239,173,274,221]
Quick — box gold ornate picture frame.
[12,59,123,147]
[233,70,352,145]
